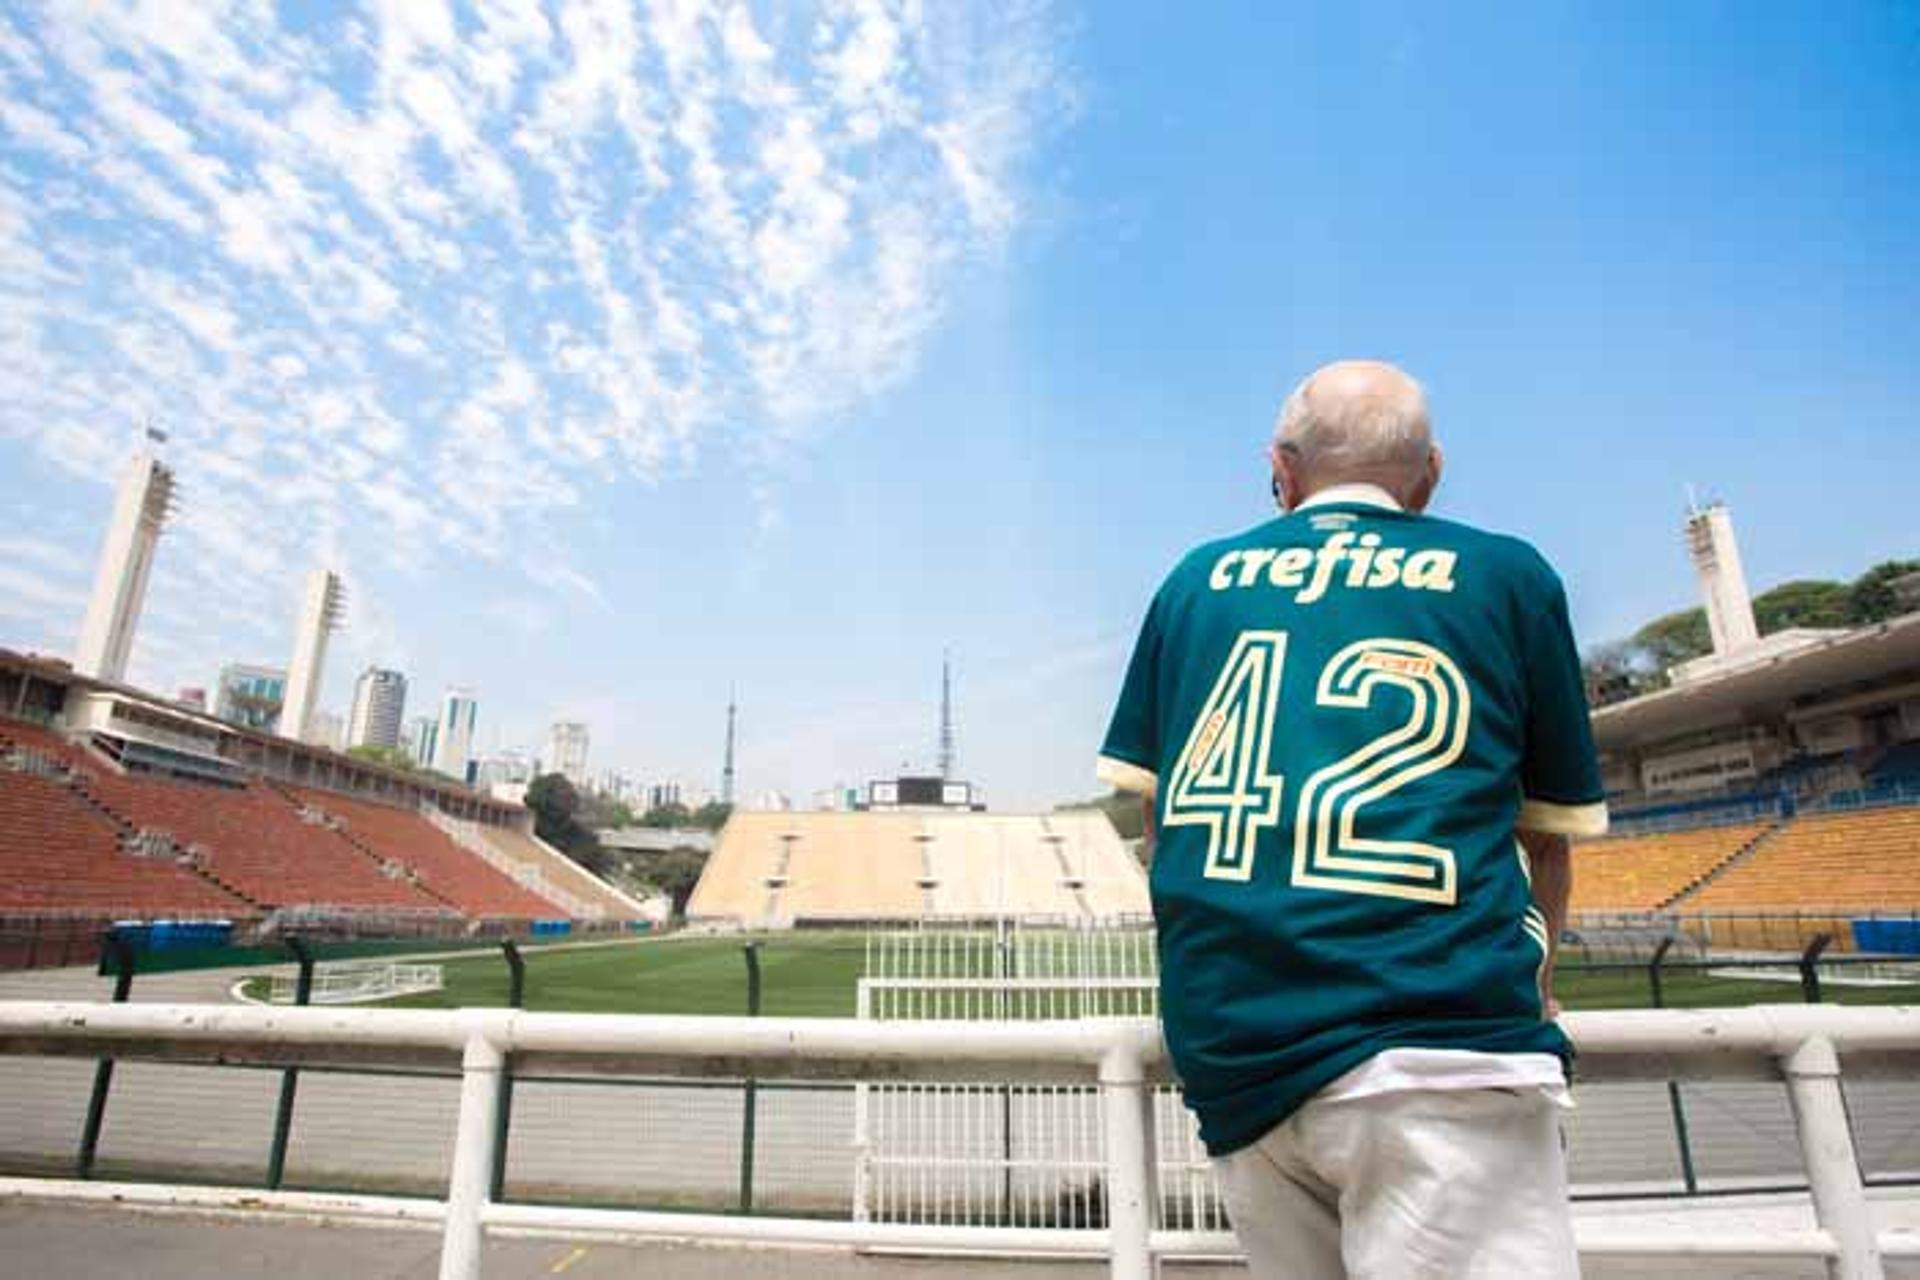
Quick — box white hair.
[1273,364,1433,492]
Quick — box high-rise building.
[348,667,408,750]
[547,721,590,785]
[75,450,176,683]
[308,710,346,752]
[215,663,286,732]
[404,715,439,769]
[282,568,345,744]
[433,688,478,782]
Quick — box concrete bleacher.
[432,812,644,921]
[79,770,443,914]
[1571,821,1773,911]
[780,813,925,921]
[689,810,1150,926]
[0,768,246,918]
[1687,805,1920,911]
[288,786,562,919]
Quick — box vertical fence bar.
[439,1031,505,1280]
[1783,1036,1884,1280]
[1100,1043,1156,1280]
[1800,933,1834,1004]
[75,930,135,1179]
[1646,938,1699,1195]
[489,939,526,1202]
[739,941,762,1214]
[265,937,316,1189]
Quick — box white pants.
[1212,1087,1580,1280]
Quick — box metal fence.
[1,1002,1918,1280]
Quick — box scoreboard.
[865,776,979,810]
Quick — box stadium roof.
[1592,612,1920,750]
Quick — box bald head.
[1271,359,1441,512]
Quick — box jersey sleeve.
[1097,588,1165,798]
[1516,564,1610,837]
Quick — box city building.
[282,568,344,744]
[404,715,439,769]
[347,667,408,750]
[74,450,175,683]
[547,721,590,785]
[214,663,286,732]
[308,710,345,752]
[433,688,478,782]
[476,747,535,790]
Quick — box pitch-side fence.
[0,1002,1917,1280]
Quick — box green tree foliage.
[346,744,423,773]
[1847,560,1920,625]
[524,773,609,874]
[1631,607,1712,670]
[1754,580,1851,631]
[644,847,710,918]
[639,801,692,828]
[692,800,733,831]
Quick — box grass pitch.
[357,932,1920,1016]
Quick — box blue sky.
[1,3,1915,809]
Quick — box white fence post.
[1782,1034,1884,1280]
[1100,1040,1157,1280]
[440,1029,505,1280]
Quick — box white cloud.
[0,0,1068,663]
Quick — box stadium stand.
[1569,821,1774,911]
[428,810,644,921]
[79,770,444,913]
[0,768,245,917]
[286,786,563,919]
[1686,804,1920,911]
[688,810,1150,926]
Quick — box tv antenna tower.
[938,650,956,781]
[721,688,737,806]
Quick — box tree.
[640,801,692,829]
[1631,607,1711,669]
[525,773,608,873]
[1753,580,1850,632]
[1847,560,1920,625]
[645,847,710,918]
[691,800,733,831]
[346,744,421,773]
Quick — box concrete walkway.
[7,1198,1920,1279]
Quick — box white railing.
[0,1003,1917,1280]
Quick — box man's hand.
[1517,828,1572,1020]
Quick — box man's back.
[1098,484,1605,1155]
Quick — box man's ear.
[1272,446,1304,512]
[1407,444,1443,512]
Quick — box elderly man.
[1097,360,1606,1278]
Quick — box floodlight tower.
[1684,498,1760,657]
[938,650,956,782]
[74,450,177,683]
[282,569,345,743]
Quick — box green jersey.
[1098,487,1607,1155]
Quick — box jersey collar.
[1294,482,1404,513]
